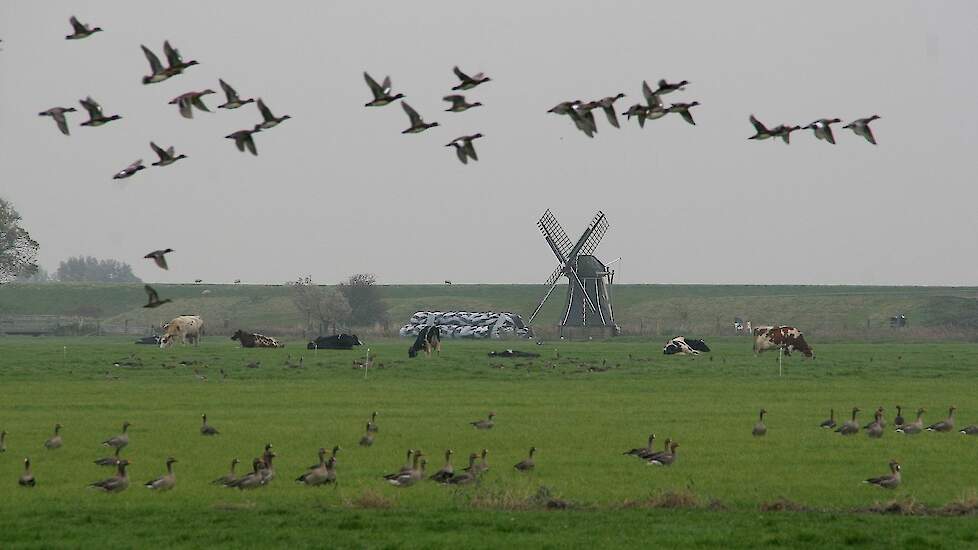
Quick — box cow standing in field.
[160,316,204,349]
[752,326,814,358]
[408,326,441,358]
[231,330,284,348]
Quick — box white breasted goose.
[959,425,978,435]
[102,421,131,449]
[624,433,655,457]
[226,129,260,156]
[168,90,215,119]
[213,458,240,485]
[218,79,254,109]
[836,407,861,435]
[649,442,679,466]
[864,460,901,489]
[19,458,36,487]
[820,409,836,429]
[254,99,291,131]
[446,134,483,164]
[843,115,880,145]
[748,115,776,140]
[113,159,145,180]
[150,142,187,167]
[144,249,173,270]
[893,406,905,428]
[896,408,925,434]
[94,446,122,467]
[653,79,688,96]
[443,94,482,112]
[470,412,495,430]
[89,459,131,493]
[200,414,219,435]
[451,66,490,90]
[446,453,479,485]
[366,412,379,433]
[596,93,625,128]
[926,406,956,432]
[143,285,171,308]
[803,118,842,144]
[44,424,63,450]
[363,72,405,107]
[145,457,177,491]
[752,409,767,437]
[400,102,439,134]
[162,41,198,77]
[39,107,77,135]
[514,447,536,472]
[429,449,455,482]
[66,16,102,40]
[668,101,700,126]
[79,97,121,127]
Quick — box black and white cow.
[409,325,441,358]
[307,334,364,350]
[663,336,710,355]
[231,329,284,348]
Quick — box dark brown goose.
[144,249,173,270]
[514,447,536,472]
[227,458,264,490]
[752,409,768,437]
[644,438,672,462]
[89,459,131,493]
[94,446,122,467]
[819,409,836,429]
[836,407,860,435]
[470,412,495,430]
[893,406,905,428]
[649,442,679,466]
[200,414,218,435]
[959,425,978,435]
[367,411,379,433]
[446,453,479,485]
[44,423,63,450]
[624,433,655,457]
[443,94,481,112]
[429,449,455,482]
[143,285,170,308]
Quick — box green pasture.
[1,336,977,548]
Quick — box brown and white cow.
[752,326,814,358]
[160,315,204,349]
[231,330,284,348]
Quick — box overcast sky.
[1,1,976,286]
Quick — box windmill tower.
[528,209,620,338]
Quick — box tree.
[288,276,352,334]
[55,256,141,283]
[337,273,389,326]
[0,197,39,283]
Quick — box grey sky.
[2,1,976,286]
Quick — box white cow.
[160,315,204,349]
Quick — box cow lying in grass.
[231,330,284,348]
[409,326,441,358]
[663,336,710,355]
[307,334,363,350]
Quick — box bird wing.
[401,101,422,126]
[862,126,877,145]
[464,138,478,161]
[178,98,193,119]
[453,66,471,82]
[150,142,168,160]
[749,115,768,134]
[191,95,211,112]
[363,72,384,97]
[144,284,160,303]
[219,78,238,100]
[642,81,661,108]
[381,76,393,95]
[69,16,87,33]
[141,45,164,74]
[824,125,836,144]
[443,95,465,107]
[454,144,468,164]
[257,99,275,121]
[678,107,696,126]
[244,134,257,156]
[602,106,620,128]
[163,41,183,67]
[80,97,103,118]
[53,111,70,135]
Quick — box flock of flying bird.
[35,16,291,180]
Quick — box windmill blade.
[537,209,573,260]
[577,211,609,257]
[544,264,564,287]
[528,279,562,324]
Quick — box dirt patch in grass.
[466,485,573,510]
[344,489,396,509]
[858,497,927,516]
[935,492,978,516]
[759,497,815,513]
[621,489,724,510]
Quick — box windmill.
[528,209,620,337]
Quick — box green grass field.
[2,336,978,548]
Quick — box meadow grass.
[1,336,977,548]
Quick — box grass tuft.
[621,488,722,510]
[344,489,396,509]
[936,491,978,516]
[759,497,814,513]
[466,485,572,510]
[860,497,926,516]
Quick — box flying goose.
[79,96,121,127]
[39,107,77,135]
[843,115,880,145]
[622,103,650,127]
[89,459,131,493]
[748,115,777,140]
[893,406,905,428]
[866,410,884,438]
[145,457,177,491]
[94,446,122,467]
[819,409,836,429]
[752,409,767,437]
[113,159,145,180]
[514,447,536,472]
[569,102,599,136]
[363,72,405,107]
[443,94,482,112]
[200,414,219,435]
[547,100,581,116]
[624,433,655,457]
[143,285,171,308]
[926,406,956,432]
[366,411,379,433]
[771,124,802,144]
[213,458,240,485]
[959,425,978,435]
[446,134,483,164]
[217,79,254,109]
[836,407,861,435]
[144,249,173,270]
[19,458,36,487]
[596,93,625,128]
[141,45,171,84]
[296,448,329,486]
[429,449,455,482]
[653,79,689,96]
[358,422,374,447]
[162,41,198,77]
[641,81,668,120]
[150,142,187,167]
[667,101,700,126]
[400,102,439,134]
[896,408,926,434]
[254,99,291,131]
[649,442,679,466]
[227,458,264,490]
[803,118,842,144]
[168,90,215,119]
[864,460,901,489]
[225,129,260,156]
[66,16,102,40]
[44,424,63,450]
[102,421,131,449]
[451,66,491,90]
[470,412,495,430]
[446,453,479,485]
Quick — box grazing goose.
[959,425,978,435]
[44,424,63,450]
[113,159,145,180]
[225,129,260,156]
[66,16,102,40]
[400,102,439,134]
[596,93,625,128]
[89,459,131,493]
[470,412,495,430]
[896,408,926,434]
[926,406,956,432]
[864,460,901,489]
[836,407,861,435]
[803,118,842,144]
[366,412,379,433]
[748,115,777,141]
[0,430,6,452]
[819,409,836,429]
[641,81,668,121]
[866,410,884,439]
[358,422,374,447]
[446,134,483,164]
[217,79,254,109]
[451,66,491,90]
[624,433,655,458]
[514,447,536,472]
[79,97,121,127]
[667,101,700,126]
[752,409,768,437]
[429,449,455,482]
[144,249,173,270]
[843,115,880,145]
[228,458,265,490]
[102,421,131,449]
[254,99,291,130]
[653,79,689,96]
[772,124,802,144]
[150,142,187,167]
[384,450,416,480]
[443,94,482,112]
[363,72,405,107]
[446,453,479,485]
[143,285,171,308]
[162,41,198,76]
[94,447,122,467]
[19,458,36,487]
[39,107,77,136]
[200,414,219,436]
[649,442,679,466]
[145,457,177,491]
[168,90,215,119]
[213,458,240,485]
[893,406,905,428]
[141,45,171,84]
[296,448,329,486]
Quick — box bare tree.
[288,276,352,335]
[0,198,39,283]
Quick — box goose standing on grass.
[228,458,264,490]
[451,66,491,90]
[596,93,625,128]
[446,134,482,164]
[217,79,254,109]
[94,447,122,467]
[89,459,131,493]
[446,453,480,485]
[748,115,777,141]
[39,107,77,136]
[649,442,679,466]
[624,434,655,458]
[894,406,905,428]
[363,72,405,107]
[752,409,768,437]
[213,458,239,485]
[19,458,36,487]
[645,438,672,462]
[667,101,700,126]
[864,460,901,489]
[79,96,121,127]
[113,159,145,180]
[843,115,880,145]
[200,414,219,435]
[168,90,215,119]
[836,407,861,435]
[0,430,6,453]
[429,449,455,482]
[863,406,885,429]
[358,422,374,447]
[145,457,177,491]
[959,425,978,435]
[366,412,379,433]
[225,128,260,156]
[926,406,956,432]
[803,118,842,144]
[820,409,836,429]
[514,447,536,472]
[470,412,495,430]
[66,16,102,40]
[400,102,439,134]
[254,99,291,130]
[259,444,276,483]
[388,454,425,487]
[102,421,131,450]
[465,449,490,475]
[866,409,884,439]
[44,424,63,450]
[144,249,173,270]
[384,450,416,480]
[896,408,926,434]
[443,95,481,112]
[150,142,187,167]
[296,448,329,486]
